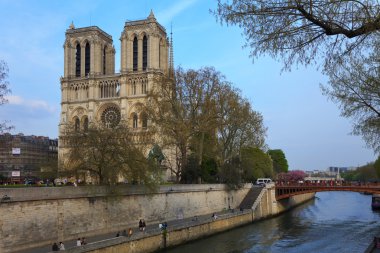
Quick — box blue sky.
[0,0,376,170]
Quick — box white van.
[255,178,272,185]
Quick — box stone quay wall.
[0,184,251,253]
[43,185,315,253]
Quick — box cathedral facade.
[59,12,172,176]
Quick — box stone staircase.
[239,186,264,210]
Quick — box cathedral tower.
[59,12,170,167]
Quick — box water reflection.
[164,192,380,253]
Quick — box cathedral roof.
[66,26,113,41]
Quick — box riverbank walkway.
[15,208,251,253]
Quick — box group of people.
[51,242,65,251]
[158,222,168,231]
[139,219,146,231]
[76,237,87,246]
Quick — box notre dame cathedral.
[59,11,172,177]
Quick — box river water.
[164,192,380,253]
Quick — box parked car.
[256,178,272,186]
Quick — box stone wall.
[51,186,315,253]
[0,184,250,252]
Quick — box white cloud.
[157,0,199,25]
[6,95,56,113]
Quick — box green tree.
[200,157,218,183]
[268,149,289,174]
[0,60,12,133]
[214,0,380,153]
[373,156,380,178]
[218,156,243,189]
[241,147,273,182]
[341,163,379,181]
[64,123,160,187]
[216,83,266,163]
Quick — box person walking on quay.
[139,219,143,231]
[116,232,120,237]
[59,242,65,250]
[52,242,59,251]
[122,230,127,236]
[142,219,146,231]
[81,237,87,245]
[76,238,81,246]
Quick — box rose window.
[101,106,121,128]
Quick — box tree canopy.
[215,0,380,70]
[374,156,380,178]
[63,123,160,187]
[214,0,380,153]
[268,149,289,174]
[144,66,267,182]
[241,147,273,182]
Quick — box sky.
[0,0,376,171]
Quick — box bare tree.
[214,0,380,152]
[322,49,380,152]
[214,0,380,69]
[0,60,12,133]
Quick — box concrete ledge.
[0,184,250,202]
[55,210,253,253]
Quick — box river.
[164,191,380,253]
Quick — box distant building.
[327,166,349,176]
[0,133,58,181]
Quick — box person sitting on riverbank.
[128,228,133,237]
[52,242,59,251]
[142,219,146,231]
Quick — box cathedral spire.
[169,23,174,77]
[69,21,75,29]
[148,9,156,20]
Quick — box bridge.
[275,183,380,200]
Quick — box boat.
[371,194,380,210]
[364,236,380,253]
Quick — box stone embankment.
[1,184,315,253]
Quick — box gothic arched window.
[83,117,89,131]
[133,81,137,95]
[143,35,148,71]
[75,44,81,77]
[103,46,107,75]
[133,37,138,71]
[133,113,138,128]
[74,117,80,131]
[142,80,147,94]
[85,42,90,76]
